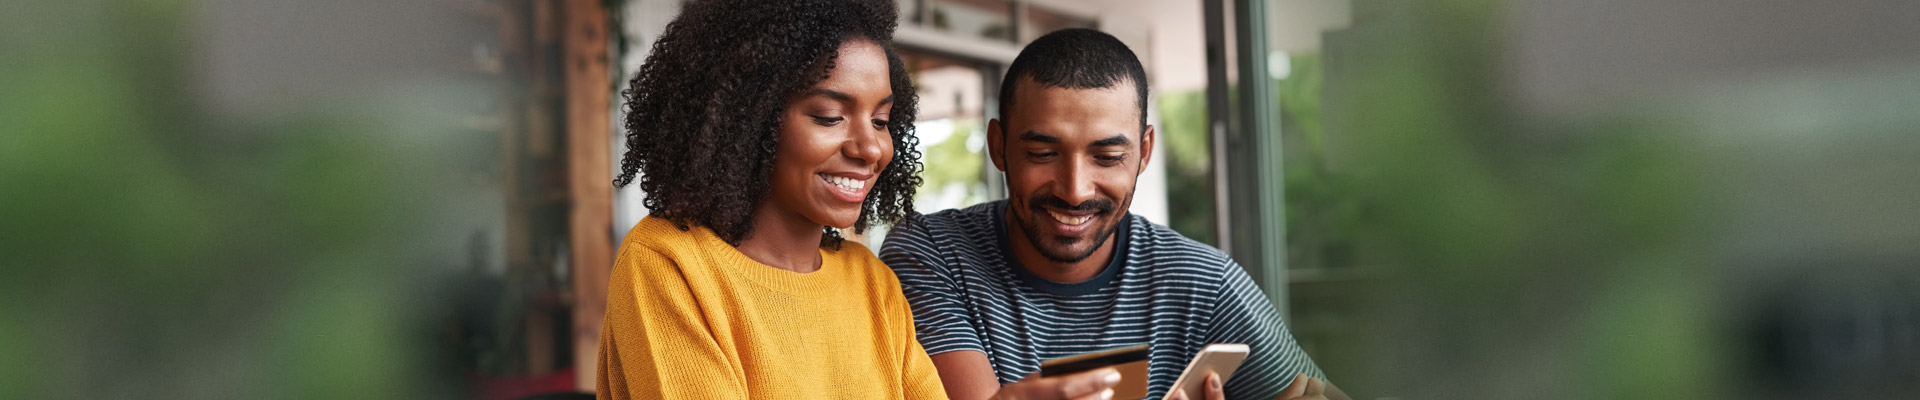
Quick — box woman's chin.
[814,209,863,231]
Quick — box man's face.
[989,77,1154,263]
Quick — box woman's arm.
[597,248,747,399]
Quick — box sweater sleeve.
[597,245,748,399]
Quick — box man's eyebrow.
[1018,130,1060,144]
[1090,134,1132,147]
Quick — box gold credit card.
[1039,344,1151,399]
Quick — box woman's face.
[765,39,896,230]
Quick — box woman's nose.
[843,121,887,162]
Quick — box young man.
[881,29,1346,400]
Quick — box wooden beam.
[562,0,613,392]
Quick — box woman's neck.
[733,204,825,273]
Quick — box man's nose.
[1055,159,1097,207]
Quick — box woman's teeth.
[1048,210,1092,225]
[821,174,865,191]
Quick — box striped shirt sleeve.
[1204,260,1327,399]
[880,219,988,356]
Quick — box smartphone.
[1039,344,1151,399]
[1161,343,1250,400]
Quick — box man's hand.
[992,368,1123,400]
[1162,372,1227,400]
[1276,373,1328,400]
[1167,373,1330,400]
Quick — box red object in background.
[471,368,580,400]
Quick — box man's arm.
[1201,262,1347,400]
[931,351,1004,399]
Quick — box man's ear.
[987,118,1009,172]
[1137,124,1156,175]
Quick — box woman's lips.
[818,173,870,202]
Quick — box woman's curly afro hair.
[614,0,922,249]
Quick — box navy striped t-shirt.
[880,200,1326,399]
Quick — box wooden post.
[563,0,613,392]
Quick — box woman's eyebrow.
[804,88,893,108]
[802,88,854,103]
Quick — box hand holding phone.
[1162,344,1249,400]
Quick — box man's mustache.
[1029,193,1114,214]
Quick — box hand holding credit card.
[1039,344,1151,399]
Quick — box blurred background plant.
[1318,1,1920,398]
[1,0,489,398]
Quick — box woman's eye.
[811,116,845,126]
[871,119,889,130]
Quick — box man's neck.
[1005,208,1117,283]
[734,205,824,273]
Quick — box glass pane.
[1023,5,1094,42]
[1254,0,1361,395]
[927,0,1013,42]
[897,49,993,235]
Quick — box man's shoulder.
[1124,214,1238,276]
[880,200,1006,274]
[884,200,1002,247]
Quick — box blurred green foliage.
[1275,52,1362,270]
[918,119,990,208]
[1154,90,1217,245]
[2,1,472,398]
[1326,1,1721,398]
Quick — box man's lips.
[1045,208,1097,226]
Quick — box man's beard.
[1014,190,1131,263]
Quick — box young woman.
[595,0,941,398]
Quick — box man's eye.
[811,116,845,126]
[1096,155,1126,163]
[1027,152,1056,160]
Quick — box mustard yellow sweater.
[596,216,948,399]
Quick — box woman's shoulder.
[613,216,723,276]
[825,240,905,286]
[622,215,718,250]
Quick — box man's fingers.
[1069,388,1114,400]
[1204,372,1226,400]
[1280,373,1309,399]
[1057,368,1121,398]
[1305,377,1324,396]
[1168,388,1189,400]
